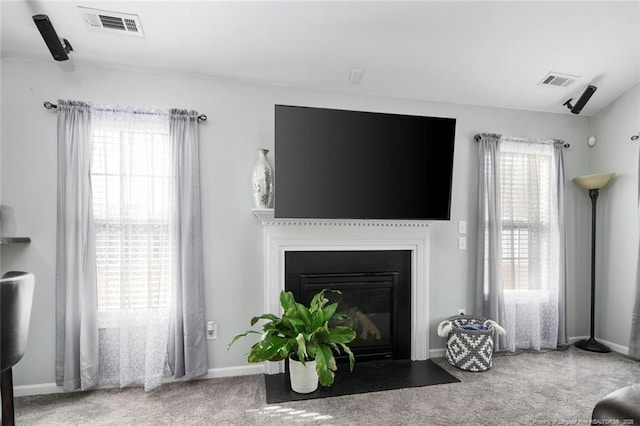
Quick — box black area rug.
[264,359,460,404]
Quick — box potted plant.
[228,289,356,393]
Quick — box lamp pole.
[574,188,611,353]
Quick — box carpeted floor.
[14,346,640,425]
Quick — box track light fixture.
[563,85,597,115]
[32,14,73,61]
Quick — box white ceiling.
[1,1,639,116]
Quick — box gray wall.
[1,58,592,386]
[589,83,640,351]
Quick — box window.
[478,134,565,351]
[499,142,556,293]
[90,115,174,311]
[56,101,206,391]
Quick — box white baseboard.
[13,383,63,398]
[567,336,629,355]
[13,364,265,397]
[568,335,589,344]
[572,336,629,355]
[199,364,265,380]
[15,339,632,397]
[432,337,629,357]
[591,338,629,356]
[429,348,446,358]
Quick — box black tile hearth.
[264,359,460,404]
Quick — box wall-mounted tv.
[274,105,456,220]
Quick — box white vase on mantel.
[251,148,274,209]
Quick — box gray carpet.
[15,346,640,425]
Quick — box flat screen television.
[274,105,456,220]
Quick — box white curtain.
[167,109,208,380]
[55,100,100,391]
[57,102,208,391]
[630,149,640,359]
[90,106,173,391]
[554,142,569,346]
[477,135,567,351]
[475,134,507,350]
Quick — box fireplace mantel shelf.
[252,208,431,228]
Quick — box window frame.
[90,125,174,312]
[498,144,554,295]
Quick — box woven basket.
[444,315,495,372]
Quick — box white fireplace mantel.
[252,208,432,228]
[253,208,431,374]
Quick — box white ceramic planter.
[289,357,318,393]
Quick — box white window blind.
[499,145,553,291]
[91,123,174,311]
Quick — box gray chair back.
[0,271,35,372]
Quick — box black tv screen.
[274,105,456,220]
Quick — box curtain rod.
[43,101,207,122]
[473,133,570,148]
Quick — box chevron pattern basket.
[444,315,495,372]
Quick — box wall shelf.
[0,237,31,245]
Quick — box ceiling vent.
[538,72,579,88]
[78,6,144,37]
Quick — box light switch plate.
[458,220,467,234]
[458,237,467,250]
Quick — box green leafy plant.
[228,289,356,387]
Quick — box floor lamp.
[573,172,615,353]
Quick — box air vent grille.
[538,72,579,88]
[78,6,144,37]
[99,15,126,30]
[124,19,138,32]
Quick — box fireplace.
[285,250,411,361]
[253,208,431,375]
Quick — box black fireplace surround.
[284,250,411,362]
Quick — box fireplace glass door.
[285,250,411,362]
[301,272,398,359]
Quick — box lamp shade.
[573,173,616,190]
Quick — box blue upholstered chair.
[1,271,35,426]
